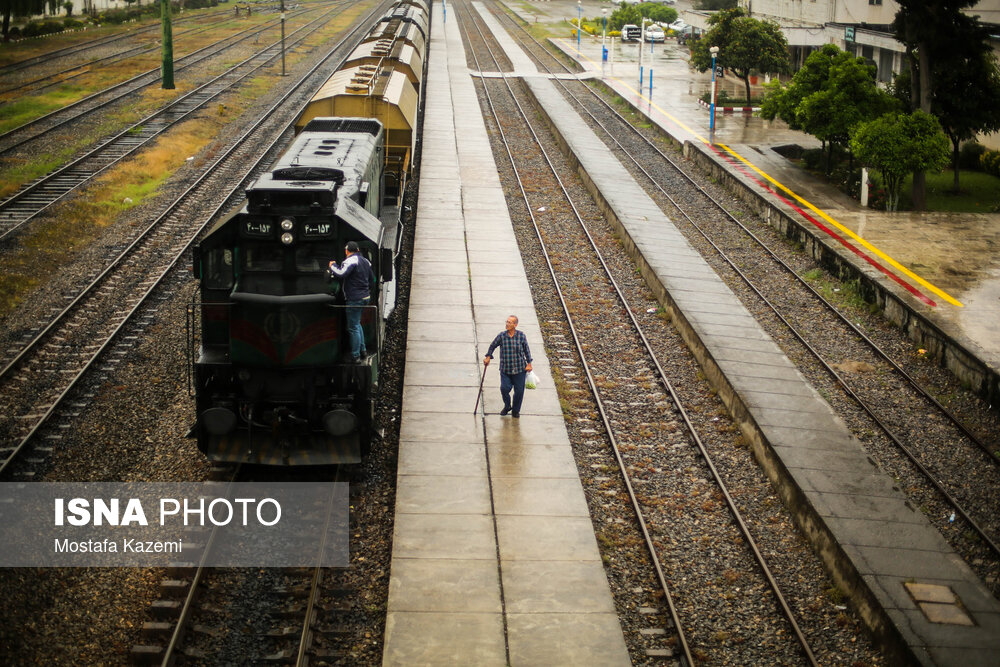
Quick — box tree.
[933,48,1000,191]
[608,2,676,31]
[761,44,896,173]
[891,0,993,207]
[2,0,46,40]
[695,0,737,8]
[690,8,790,103]
[851,111,949,212]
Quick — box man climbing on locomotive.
[329,241,374,362]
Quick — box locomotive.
[189,118,402,465]
[186,0,428,465]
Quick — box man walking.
[329,241,373,362]
[483,315,533,418]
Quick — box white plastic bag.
[525,370,539,390]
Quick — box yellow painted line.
[716,143,963,307]
[555,39,963,308]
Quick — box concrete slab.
[487,442,580,479]
[397,440,487,477]
[491,477,591,517]
[392,513,498,561]
[506,613,631,666]
[496,515,602,561]
[383,612,505,667]
[387,558,501,613]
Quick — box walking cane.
[473,359,488,414]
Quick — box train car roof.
[344,40,422,87]
[251,119,384,202]
[376,5,428,40]
[363,20,425,54]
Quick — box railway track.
[0,3,331,156]
[0,12,238,98]
[0,5,344,245]
[458,2,832,663]
[131,466,357,665]
[0,1,387,481]
[0,5,236,80]
[484,4,1000,596]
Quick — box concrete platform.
[476,5,1000,666]
[382,4,630,665]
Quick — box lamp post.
[602,8,607,62]
[639,18,646,87]
[577,1,582,49]
[709,45,719,135]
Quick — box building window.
[869,0,882,5]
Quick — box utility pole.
[161,0,174,89]
[280,0,286,76]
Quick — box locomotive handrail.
[229,291,338,305]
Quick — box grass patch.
[0,113,222,318]
[896,169,1000,213]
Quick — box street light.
[577,1,582,49]
[709,45,720,134]
[639,17,646,87]
[602,8,607,62]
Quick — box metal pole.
[160,0,174,90]
[710,46,719,134]
[280,0,286,77]
[577,1,582,49]
[602,9,607,62]
[639,19,644,87]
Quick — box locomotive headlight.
[281,232,294,245]
[280,218,294,231]
[322,409,357,436]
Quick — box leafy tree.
[690,8,790,103]
[851,111,949,212]
[1,0,47,40]
[608,2,677,31]
[933,47,1000,191]
[762,44,896,174]
[695,0,737,8]
[891,0,996,207]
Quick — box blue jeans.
[500,371,526,413]
[346,297,370,360]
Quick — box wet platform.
[516,0,1000,405]
[479,4,1000,665]
[382,3,630,664]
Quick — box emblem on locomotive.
[264,312,300,344]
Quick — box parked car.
[645,25,666,42]
[668,19,688,32]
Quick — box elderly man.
[483,315,533,418]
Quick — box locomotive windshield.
[296,244,335,272]
[243,245,283,272]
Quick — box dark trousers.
[500,371,526,413]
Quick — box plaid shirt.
[486,330,532,374]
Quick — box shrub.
[8,26,21,39]
[99,8,132,24]
[959,142,987,170]
[981,150,1000,178]
[63,18,84,29]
